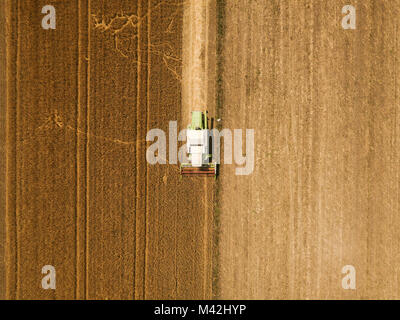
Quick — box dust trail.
[182,0,208,123]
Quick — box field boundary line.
[85,0,91,300]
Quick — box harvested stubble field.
[218,0,400,299]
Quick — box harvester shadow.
[208,116,219,178]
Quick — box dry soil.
[218,0,400,299]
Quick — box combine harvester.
[180,111,217,177]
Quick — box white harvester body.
[186,129,209,167]
[180,111,217,176]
